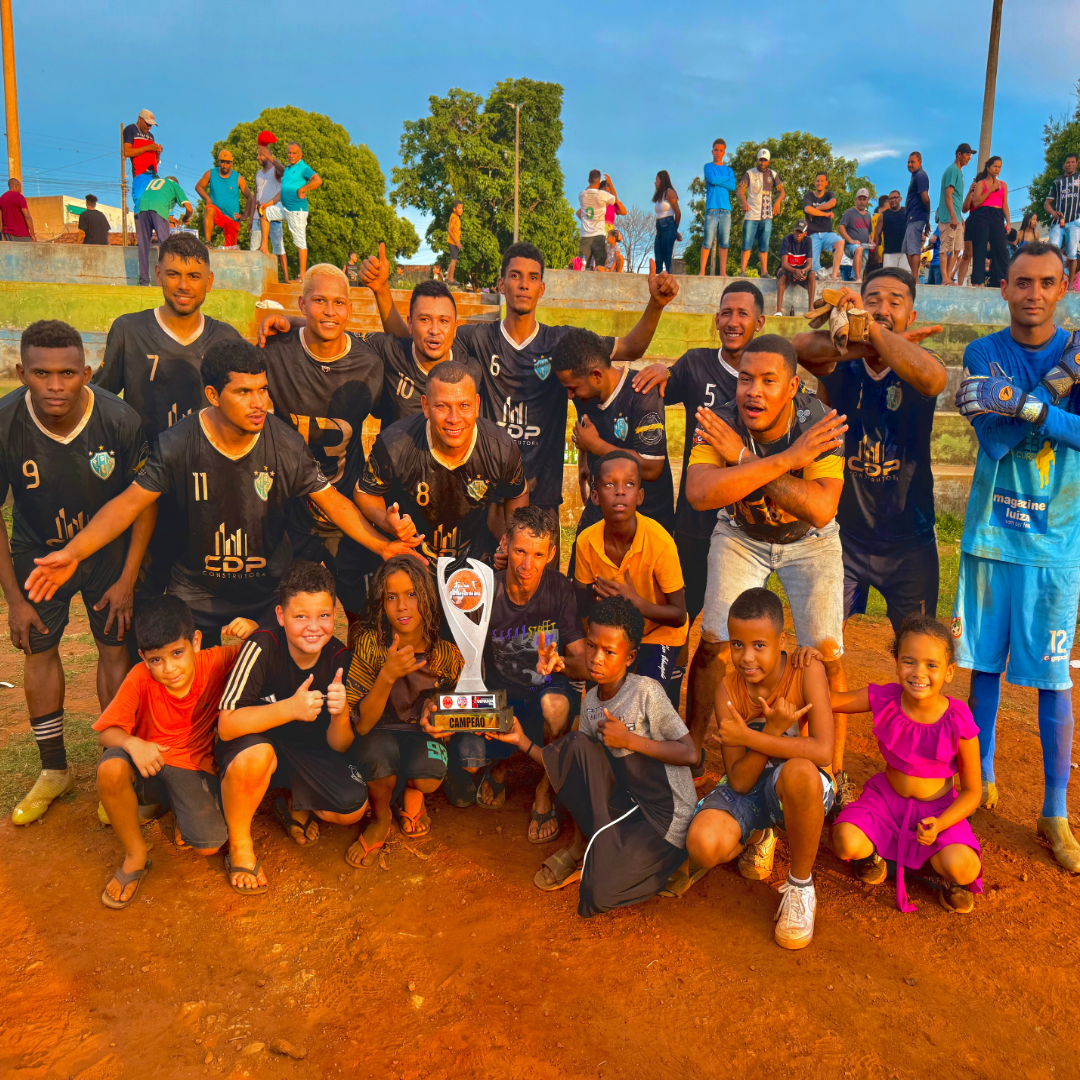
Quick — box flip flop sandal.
[528,806,561,845]
[101,859,152,910]
[398,794,431,840]
[534,847,583,892]
[443,761,478,808]
[476,767,507,810]
[346,830,387,869]
[659,862,709,898]
[224,855,268,896]
[272,795,319,845]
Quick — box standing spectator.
[78,195,110,246]
[135,176,192,286]
[598,229,624,272]
[936,142,973,286]
[0,178,35,242]
[803,171,844,279]
[837,188,874,282]
[967,155,1010,289]
[268,142,321,280]
[653,171,681,275]
[775,220,815,315]
[577,170,618,270]
[343,251,361,285]
[196,150,248,250]
[699,138,736,277]
[1044,151,1080,288]
[904,152,931,277]
[123,110,161,210]
[924,224,942,285]
[250,133,288,283]
[599,179,626,231]
[874,190,908,269]
[447,200,463,284]
[737,149,785,277]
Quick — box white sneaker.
[774,879,816,950]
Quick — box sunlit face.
[1065,156,1078,176]
[287,143,302,164]
[735,351,799,434]
[498,256,545,317]
[907,154,921,174]
[894,632,954,701]
[299,274,350,343]
[861,276,915,333]
[505,527,554,593]
[715,292,764,357]
[888,191,902,209]
[814,174,828,195]
[206,371,270,433]
[140,634,202,698]
[408,295,457,364]
[383,570,421,635]
[156,253,212,317]
[217,153,233,176]
[590,457,643,525]
[422,375,478,451]
[18,346,90,421]
[728,616,785,686]
[277,591,335,657]
[585,622,635,685]
[855,195,870,211]
[712,143,726,163]
[1003,251,1066,328]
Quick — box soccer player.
[953,241,1080,872]
[358,240,678,551]
[25,340,413,647]
[0,321,154,825]
[356,359,529,564]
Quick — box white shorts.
[265,204,308,249]
[882,252,908,268]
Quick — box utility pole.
[1,0,21,181]
[120,123,128,246]
[978,0,1004,174]
[509,102,523,242]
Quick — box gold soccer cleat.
[981,781,999,810]
[97,801,161,827]
[739,828,778,881]
[12,768,75,826]
[1037,816,1080,874]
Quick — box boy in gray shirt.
[491,595,698,916]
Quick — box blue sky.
[7,0,1080,260]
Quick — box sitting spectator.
[597,229,624,272]
[775,220,815,315]
[875,190,908,268]
[838,189,874,282]
[803,172,843,280]
[195,149,249,250]
[78,194,110,246]
[1015,211,1039,249]
[135,175,192,287]
[0,177,35,242]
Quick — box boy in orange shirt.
[574,451,688,704]
[94,596,242,908]
[447,200,463,284]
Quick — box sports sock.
[1038,689,1073,819]
[30,710,66,771]
[969,671,1001,782]
[787,873,812,888]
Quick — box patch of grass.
[0,711,100,814]
[936,511,964,545]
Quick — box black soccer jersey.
[817,353,942,543]
[575,367,673,528]
[0,387,148,552]
[261,327,382,536]
[93,309,242,445]
[358,414,527,562]
[135,411,331,606]
[455,321,616,507]
[665,348,740,538]
[362,331,482,422]
[219,624,349,750]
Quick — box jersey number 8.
[416,481,430,506]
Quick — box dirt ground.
[1,593,1079,1080]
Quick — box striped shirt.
[1050,173,1080,224]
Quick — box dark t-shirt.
[906,169,930,223]
[78,207,110,245]
[802,189,837,234]
[0,387,147,552]
[219,625,349,750]
[135,412,330,607]
[881,208,908,253]
[574,368,673,529]
[664,348,739,538]
[455,321,616,507]
[780,233,812,268]
[817,353,944,543]
[358,414,527,563]
[485,569,583,698]
[838,208,872,244]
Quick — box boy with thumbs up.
[216,561,366,894]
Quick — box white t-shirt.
[579,188,616,237]
[741,167,780,221]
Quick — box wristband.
[523,740,535,756]
[1019,397,1049,426]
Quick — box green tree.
[392,78,578,285]
[201,105,417,277]
[683,132,874,275]
[1028,83,1080,223]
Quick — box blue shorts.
[703,208,731,250]
[695,761,835,845]
[952,552,1079,690]
[742,218,772,253]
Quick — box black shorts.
[448,245,461,261]
[12,540,129,653]
[777,267,810,288]
[673,530,711,626]
[353,726,449,783]
[99,746,228,849]
[179,593,279,648]
[216,731,368,814]
[841,529,939,633]
[331,535,383,615]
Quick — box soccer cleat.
[937,882,975,914]
[12,768,75,825]
[981,781,999,810]
[1037,816,1080,874]
[852,852,887,886]
[739,828,778,881]
[774,880,817,950]
[97,801,162,827]
[833,770,858,813]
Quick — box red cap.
[257,130,277,147]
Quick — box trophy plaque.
[431,557,514,733]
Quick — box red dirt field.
[0,601,1078,1080]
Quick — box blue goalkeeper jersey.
[961,326,1080,568]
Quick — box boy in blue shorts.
[954,241,1080,872]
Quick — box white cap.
[856,187,871,198]
[757,148,771,161]
[138,109,157,126]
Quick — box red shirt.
[93,645,240,773]
[0,190,30,236]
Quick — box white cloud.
[835,145,904,164]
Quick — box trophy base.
[431,689,514,733]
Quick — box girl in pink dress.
[830,613,982,914]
